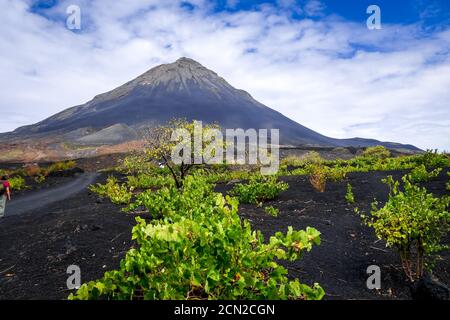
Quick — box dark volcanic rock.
[411,273,450,300]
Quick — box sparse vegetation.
[9,176,27,190]
[44,160,76,174]
[144,119,223,188]
[70,175,323,300]
[89,176,133,205]
[345,183,355,204]
[2,147,449,301]
[281,151,323,168]
[126,174,174,190]
[308,164,327,193]
[447,172,450,191]
[408,164,442,183]
[361,145,391,159]
[359,175,450,281]
[265,206,279,217]
[282,150,449,182]
[229,176,289,205]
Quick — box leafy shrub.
[128,173,214,218]
[70,175,324,300]
[326,166,347,182]
[345,183,355,204]
[119,154,157,175]
[362,146,391,159]
[408,164,442,183]
[127,174,174,190]
[265,206,279,217]
[229,176,289,205]
[9,176,26,190]
[281,155,305,167]
[416,150,449,169]
[20,161,77,183]
[360,175,450,281]
[44,160,76,175]
[281,152,322,168]
[34,174,46,184]
[447,172,450,191]
[284,150,449,179]
[90,176,133,205]
[0,169,11,177]
[308,165,327,193]
[302,151,323,165]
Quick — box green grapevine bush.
[90,176,133,205]
[9,176,27,190]
[44,160,77,175]
[118,154,157,175]
[360,175,450,281]
[284,150,449,178]
[408,164,442,183]
[127,174,174,190]
[265,206,279,217]
[361,146,391,159]
[308,164,327,193]
[416,150,449,168]
[127,173,215,218]
[229,176,289,205]
[70,175,324,300]
[345,183,355,204]
[447,172,450,191]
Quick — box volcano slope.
[0,57,419,163]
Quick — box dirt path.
[4,172,99,217]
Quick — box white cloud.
[0,0,449,150]
[303,0,325,17]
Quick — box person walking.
[0,175,11,218]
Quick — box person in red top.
[0,175,11,218]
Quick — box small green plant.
[265,206,279,217]
[90,176,133,205]
[119,153,157,175]
[9,176,26,190]
[308,165,327,193]
[447,172,450,191]
[326,167,347,182]
[417,150,449,168]
[127,174,174,190]
[34,174,46,184]
[44,160,76,175]
[229,176,289,205]
[359,175,450,281]
[362,146,391,159]
[345,183,355,204]
[408,164,442,183]
[281,152,322,168]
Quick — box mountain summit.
[5,57,418,152]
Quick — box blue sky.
[30,0,450,26]
[1,0,450,150]
[214,0,450,25]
